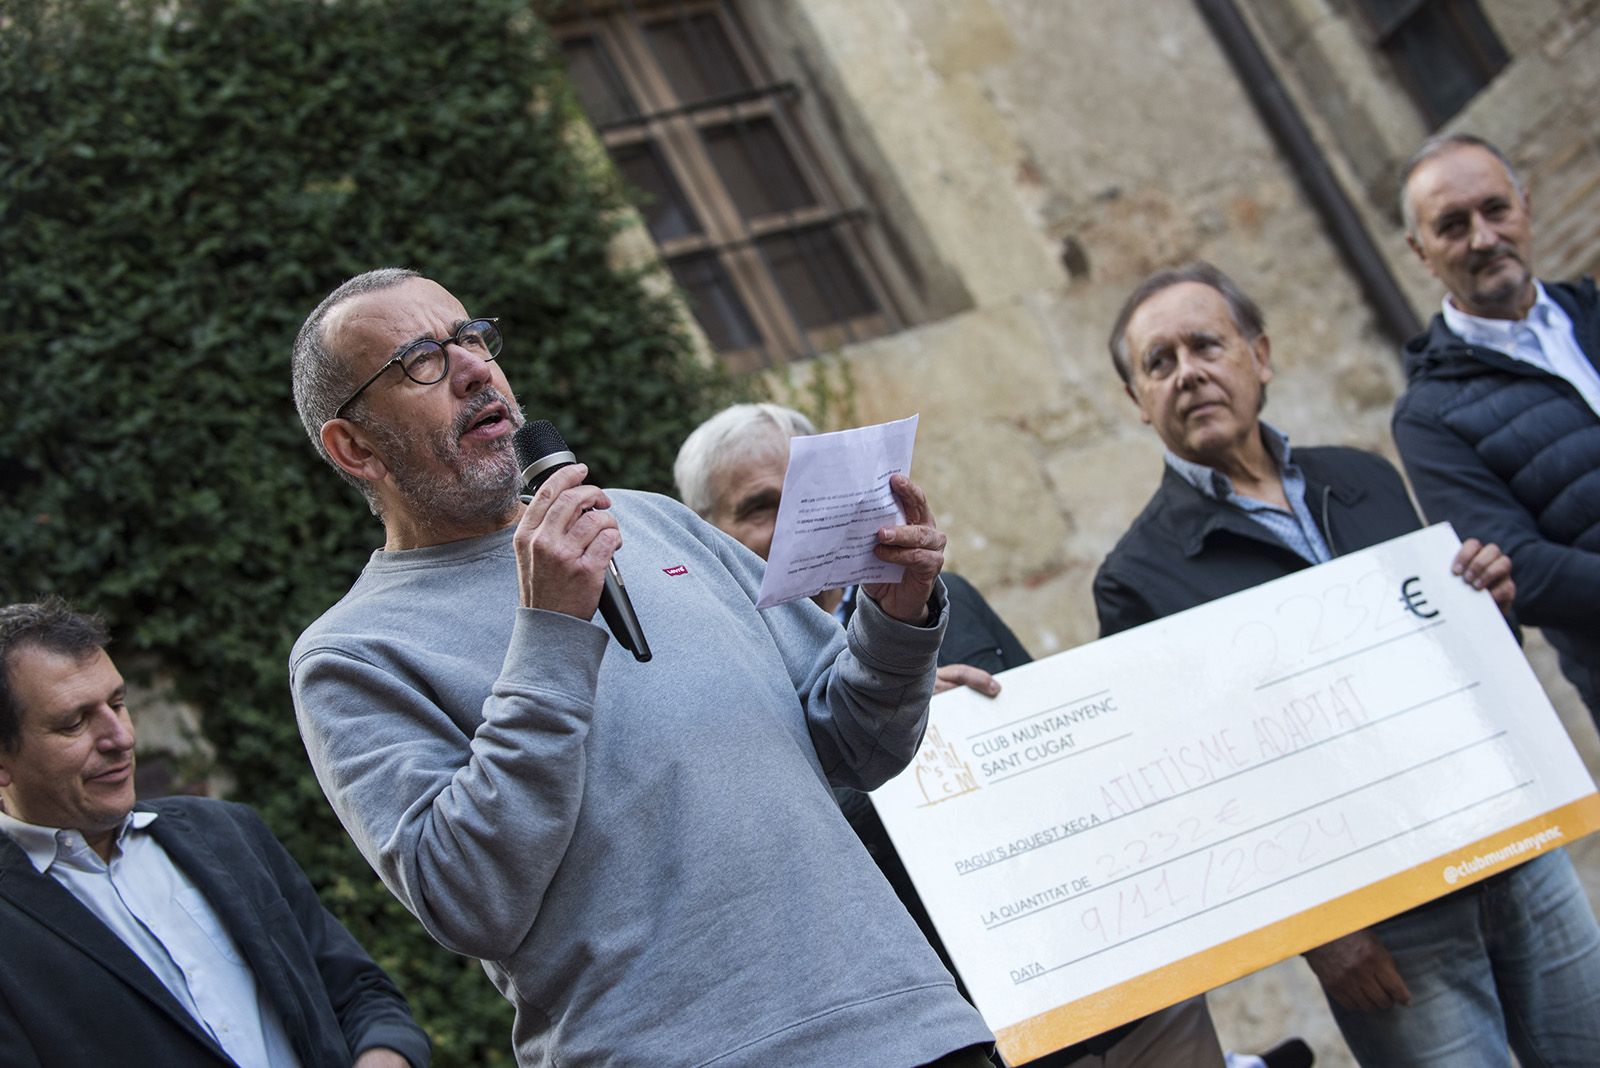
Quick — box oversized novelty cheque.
[872,524,1600,1064]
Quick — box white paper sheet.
[755,414,919,610]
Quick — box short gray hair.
[674,403,816,518]
[1107,261,1266,384]
[291,268,420,506]
[1398,133,1525,236]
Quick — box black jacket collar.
[1153,449,1369,559]
[1403,276,1599,382]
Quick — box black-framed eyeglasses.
[331,317,503,421]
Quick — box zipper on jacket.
[1321,484,1337,556]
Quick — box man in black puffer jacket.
[1394,133,1600,727]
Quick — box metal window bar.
[566,7,678,213]
[662,207,869,254]
[614,0,779,365]
[708,0,888,350]
[591,81,801,134]
[1352,0,1507,126]
[664,0,876,357]
[629,0,819,362]
[566,13,646,126]
[567,0,888,365]
[1430,0,1508,78]
[571,0,772,365]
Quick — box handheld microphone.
[513,420,652,663]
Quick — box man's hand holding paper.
[863,473,947,625]
[755,414,947,615]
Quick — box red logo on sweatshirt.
[663,565,689,576]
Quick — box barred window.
[555,1,899,372]
[1350,0,1508,126]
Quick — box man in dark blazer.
[0,599,430,1068]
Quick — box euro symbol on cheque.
[1400,576,1440,619]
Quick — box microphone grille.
[513,419,570,469]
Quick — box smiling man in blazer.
[0,598,430,1068]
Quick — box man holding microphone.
[288,269,993,1067]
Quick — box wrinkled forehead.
[324,277,470,368]
[1126,282,1236,349]
[709,438,791,508]
[1407,145,1519,217]
[6,645,122,727]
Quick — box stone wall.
[1235,0,1600,296]
[120,655,230,800]
[741,0,1378,653]
[733,0,1598,658]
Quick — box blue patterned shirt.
[1163,422,1332,564]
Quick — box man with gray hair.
[674,402,1024,687]
[288,271,995,1067]
[1393,133,1600,727]
[674,402,823,581]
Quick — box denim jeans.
[1326,849,1600,1067]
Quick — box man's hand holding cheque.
[1453,537,1514,608]
[870,523,1599,1064]
[863,264,1600,1068]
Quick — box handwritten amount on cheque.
[944,671,1521,987]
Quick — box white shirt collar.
[0,808,157,874]
[1441,279,1556,343]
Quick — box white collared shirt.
[0,809,302,1068]
[1442,281,1600,416]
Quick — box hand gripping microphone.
[513,420,652,663]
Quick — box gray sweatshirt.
[290,490,992,1067]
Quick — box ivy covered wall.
[1,0,731,1060]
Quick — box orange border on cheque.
[996,794,1600,1065]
